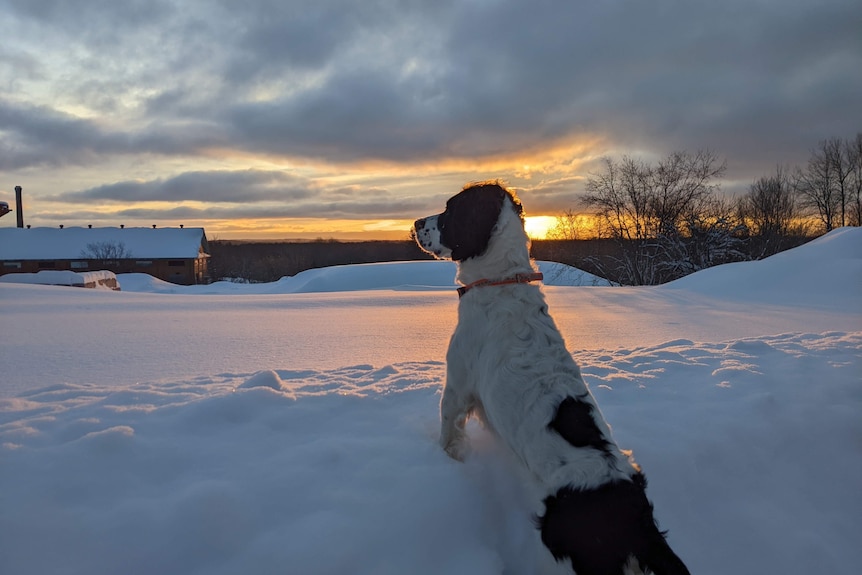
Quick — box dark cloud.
[215,0,862,171]
[38,197,427,222]
[4,0,173,25]
[47,170,316,204]
[0,100,227,169]
[0,102,108,168]
[518,177,592,215]
[225,2,363,76]
[40,168,430,220]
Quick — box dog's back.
[449,281,637,491]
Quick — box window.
[168,260,185,267]
[70,261,89,269]
[3,261,22,269]
[38,261,56,269]
[135,260,153,267]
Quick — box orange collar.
[457,272,544,298]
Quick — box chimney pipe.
[15,186,23,228]
[88,224,92,229]
[120,224,125,229]
[59,224,64,229]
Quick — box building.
[0,226,210,285]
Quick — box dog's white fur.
[414,188,682,575]
[423,196,638,490]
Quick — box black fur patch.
[548,396,611,454]
[537,474,690,575]
[439,182,523,261]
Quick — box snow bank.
[0,269,120,290]
[1,227,860,575]
[664,226,862,308]
[118,260,610,294]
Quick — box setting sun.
[523,216,558,239]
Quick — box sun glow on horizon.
[204,215,565,241]
[524,216,558,240]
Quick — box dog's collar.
[457,272,544,298]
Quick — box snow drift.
[1,228,860,575]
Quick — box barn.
[0,226,210,285]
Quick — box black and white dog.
[414,182,690,575]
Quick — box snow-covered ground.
[1,228,860,575]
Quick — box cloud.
[39,168,430,220]
[1,0,860,227]
[6,0,861,167]
[0,100,227,169]
[37,197,428,222]
[47,170,316,204]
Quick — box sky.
[1,0,861,239]
[1,229,860,574]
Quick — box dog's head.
[413,182,524,261]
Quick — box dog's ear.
[442,183,518,261]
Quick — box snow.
[1,228,860,575]
[664,226,862,308]
[0,269,119,289]
[117,260,610,294]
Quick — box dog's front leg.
[439,382,473,462]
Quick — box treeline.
[207,236,809,286]
[208,239,434,283]
[548,134,861,285]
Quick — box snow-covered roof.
[0,226,208,260]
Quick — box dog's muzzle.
[413,215,450,258]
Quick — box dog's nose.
[414,218,426,231]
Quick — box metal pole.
[15,186,23,228]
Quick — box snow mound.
[663,227,862,307]
[0,269,120,290]
[118,260,610,294]
[237,370,294,396]
[275,260,458,292]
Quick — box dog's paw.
[441,438,470,462]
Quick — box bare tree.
[659,195,745,278]
[794,138,846,232]
[825,137,855,228]
[583,156,653,241]
[547,209,592,240]
[581,150,732,285]
[81,241,131,262]
[737,166,800,257]
[649,150,726,238]
[581,156,654,284]
[847,133,862,227]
